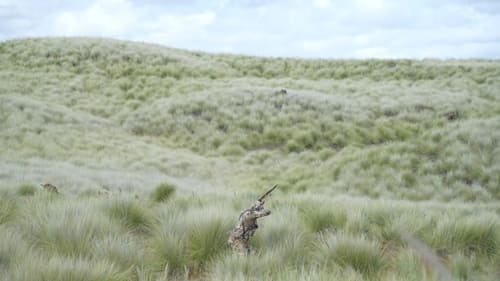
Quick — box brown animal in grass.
[443,110,459,121]
[40,183,59,194]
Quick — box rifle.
[258,184,278,202]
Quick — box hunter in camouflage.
[228,185,276,255]
[228,200,271,255]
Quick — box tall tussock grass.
[185,218,231,272]
[253,205,313,266]
[0,197,16,225]
[299,204,347,233]
[7,255,129,281]
[1,37,500,280]
[0,226,29,273]
[393,250,427,281]
[210,252,284,281]
[432,214,499,257]
[91,234,146,270]
[149,228,188,277]
[19,197,119,257]
[105,198,153,234]
[148,204,233,278]
[0,189,499,280]
[315,232,388,277]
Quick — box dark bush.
[150,183,176,203]
[17,184,36,196]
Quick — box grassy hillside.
[1,37,499,200]
[0,38,499,280]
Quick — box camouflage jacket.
[228,200,271,254]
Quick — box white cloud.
[354,0,387,12]
[54,0,138,36]
[140,11,215,45]
[1,0,499,58]
[50,0,216,48]
[354,47,390,58]
[300,39,334,51]
[311,0,331,9]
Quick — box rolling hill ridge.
[1,37,499,200]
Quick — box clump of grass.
[0,197,16,224]
[92,234,146,270]
[220,143,246,156]
[7,255,129,281]
[360,205,405,244]
[210,252,282,281]
[253,213,297,249]
[450,254,475,281]
[20,200,117,257]
[185,218,231,272]
[299,205,347,233]
[285,139,301,153]
[147,205,233,278]
[393,249,426,281]
[270,232,313,267]
[0,226,28,273]
[150,182,176,202]
[17,183,36,196]
[106,199,152,233]
[148,226,187,277]
[434,215,499,257]
[261,264,345,281]
[248,204,312,266]
[317,233,388,277]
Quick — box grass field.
[0,37,499,280]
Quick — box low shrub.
[150,183,176,203]
[106,199,152,233]
[17,184,36,196]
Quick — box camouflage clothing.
[228,200,271,255]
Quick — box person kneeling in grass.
[228,199,271,255]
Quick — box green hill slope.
[1,37,500,281]
[1,37,499,201]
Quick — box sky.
[1,0,500,58]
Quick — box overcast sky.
[1,0,499,58]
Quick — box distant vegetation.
[0,38,499,280]
[1,37,499,200]
[150,182,176,202]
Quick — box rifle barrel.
[258,184,278,201]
